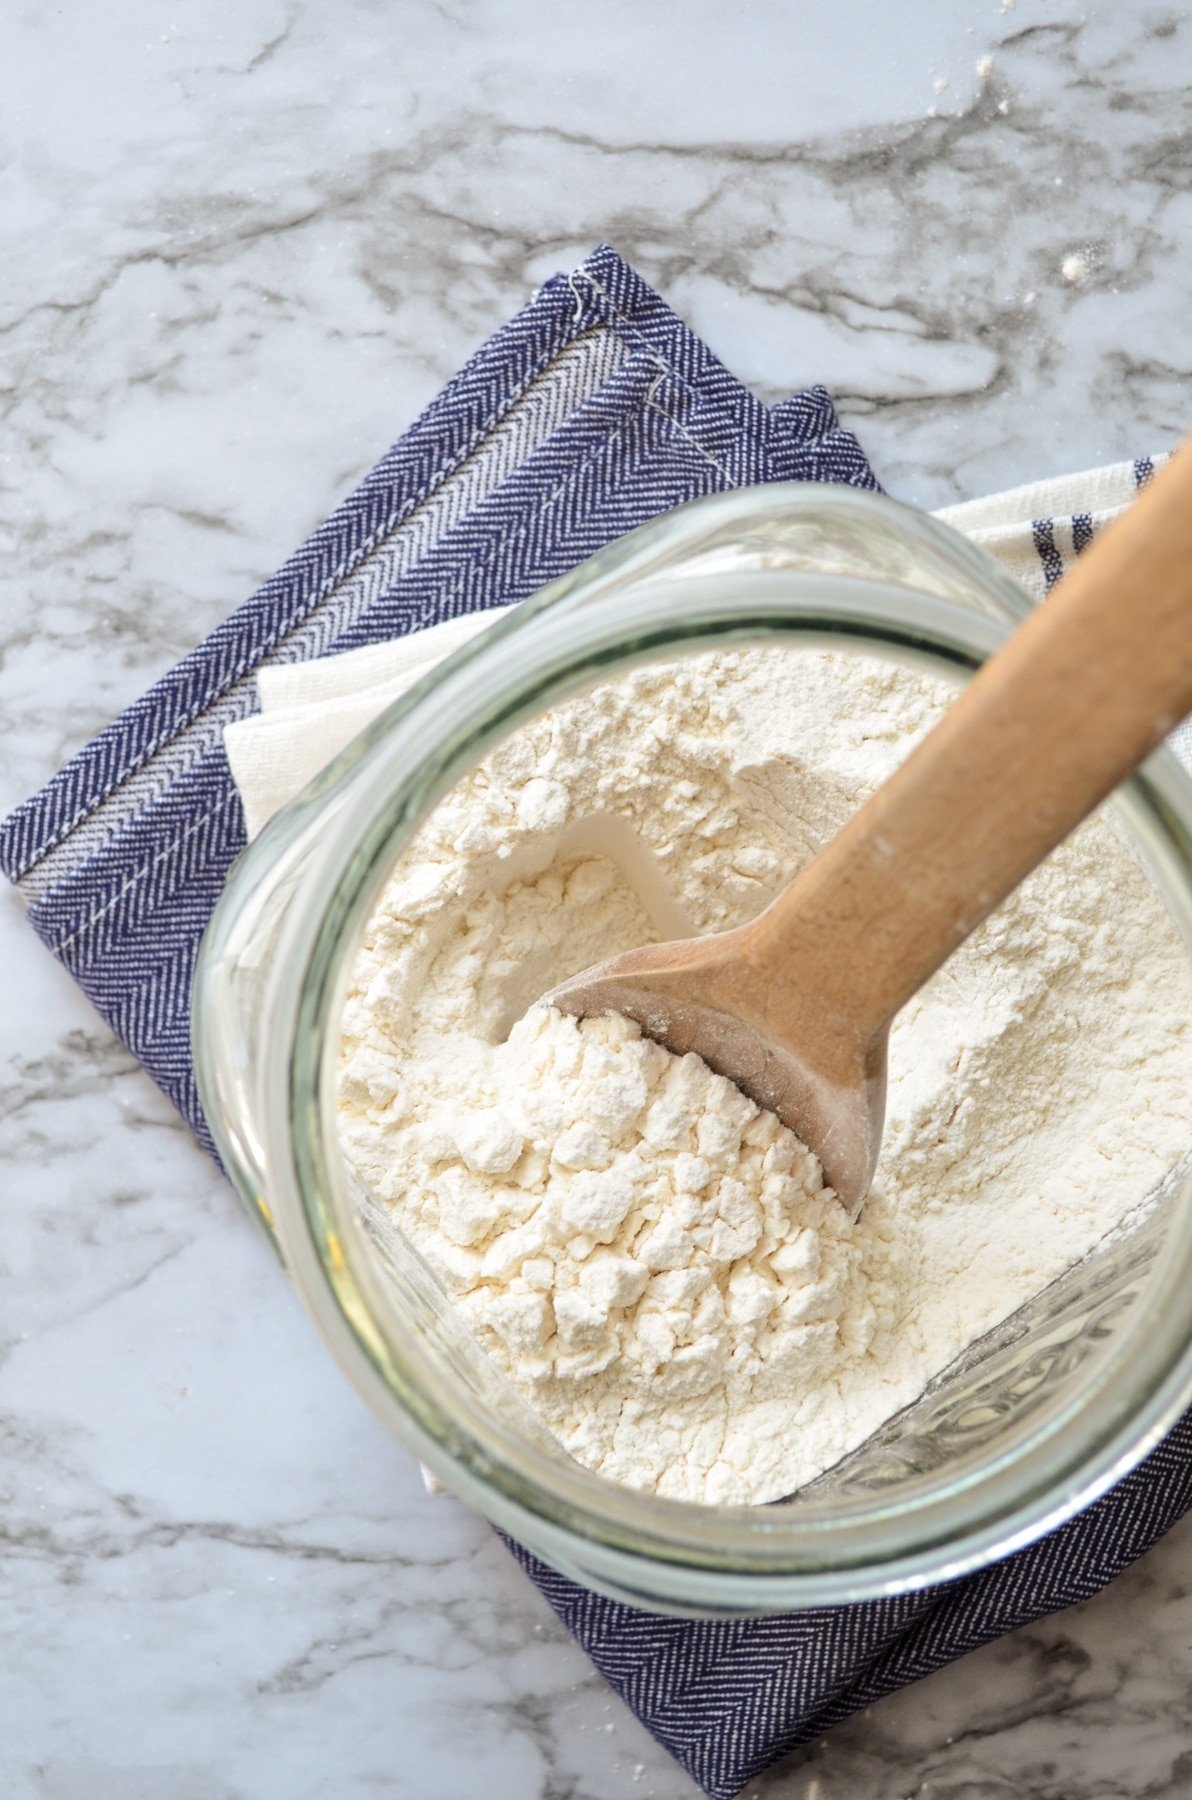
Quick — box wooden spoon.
[546,443,1192,1218]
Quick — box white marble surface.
[3,3,1192,1795]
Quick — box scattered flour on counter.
[337,646,1192,1505]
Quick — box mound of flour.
[338,647,1192,1504]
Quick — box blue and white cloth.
[3,246,1189,1800]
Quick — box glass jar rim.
[255,559,1192,1611]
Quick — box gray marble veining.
[3,2,1192,1795]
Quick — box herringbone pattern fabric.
[0,246,871,1157]
[511,1410,1192,1796]
[5,246,1189,1800]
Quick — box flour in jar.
[337,647,1192,1504]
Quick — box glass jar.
[193,484,1192,1616]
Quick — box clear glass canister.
[193,485,1192,1616]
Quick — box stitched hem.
[49,786,244,960]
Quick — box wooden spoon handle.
[747,440,1192,1036]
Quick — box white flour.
[338,647,1192,1504]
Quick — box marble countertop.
[4,2,1191,1795]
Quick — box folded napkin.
[4,246,1189,1800]
[224,451,1179,817]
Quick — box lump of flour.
[351,1001,855,1504]
[338,646,1192,1505]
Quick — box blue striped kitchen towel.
[3,245,1189,1800]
